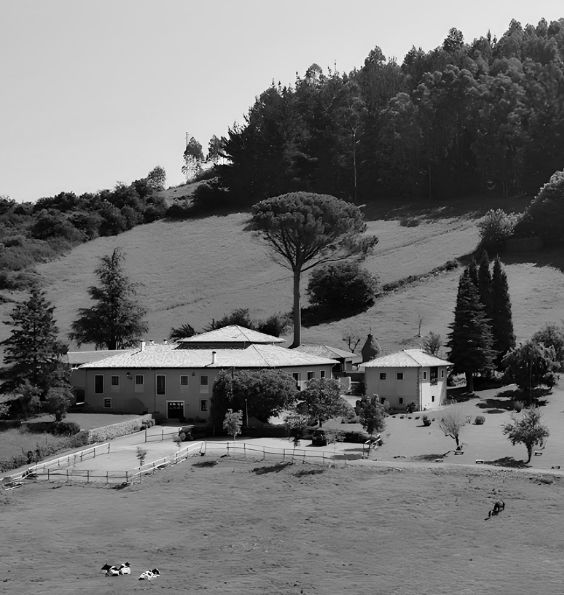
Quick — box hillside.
[1,202,562,354]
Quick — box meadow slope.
[0,207,562,353]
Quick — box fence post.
[162,429,164,441]
[66,469,69,481]
[145,428,148,443]
[47,468,50,481]
[125,471,129,483]
[106,471,109,484]
[87,470,90,484]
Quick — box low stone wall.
[87,414,153,443]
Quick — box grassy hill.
[0,196,562,354]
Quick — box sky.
[1,0,563,202]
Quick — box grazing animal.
[493,500,505,513]
[138,568,160,581]
[101,564,120,577]
[118,562,131,575]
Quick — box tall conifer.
[491,257,515,364]
[1,286,67,396]
[447,269,495,391]
[477,250,493,319]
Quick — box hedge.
[87,414,153,443]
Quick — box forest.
[214,18,564,206]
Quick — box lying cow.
[139,568,160,581]
[101,562,130,576]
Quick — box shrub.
[474,415,485,425]
[477,209,520,252]
[340,430,370,443]
[307,262,379,313]
[422,415,431,426]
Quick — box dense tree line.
[211,19,564,206]
[0,166,168,289]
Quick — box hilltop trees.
[248,192,377,347]
[1,286,68,398]
[70,248,148,350]
[182,136,204,181]
[447,269,495,391]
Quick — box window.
[135,375,144,393]
[379,373,387,380]
[320,370,326,378]
[423,371,427,380]
[200,400,208,412]
[111,375,119,387]
[200,375,209,393]
[430,367,438,385]
[156,375,166,395]
[95,375,104,394]
[307,371,315,380]
[441,370,445,378]
[180,375,189,387]
[103,398,112,408]
[399,397,404,405]
[396,372,403,380]
[292,373,300,381]
[431,395,435,402]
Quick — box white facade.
[363,349,451,411]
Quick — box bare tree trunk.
[290,269,302,348]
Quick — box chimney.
[140,341,146,352]
[211,350,216,365]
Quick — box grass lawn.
[29,412,143,431]
[1,456,563,594]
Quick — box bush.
[514,170,564,243]
[307,262,379,313]
[340,430,370,443]
[513,400,524,413]
[422,415,432,426]
[477,209,520,252]
[474,415,486,425]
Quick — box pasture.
[0,203,560,354]
[2,455,564,594]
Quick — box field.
[0,198,561,353]
[2,457,564,594]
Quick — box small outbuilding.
[362,349,452,411]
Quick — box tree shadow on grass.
[410,452,451,462]
[485,456,529,469]
[476,397,516,412]
[301,303,367,327]
[252,461,293,475]
[294,469,325,477]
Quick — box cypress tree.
[467,258,479,287]
[491,257,515,365]
[447,269,495,392]
[1,285,67,397]
[477,249,493,319]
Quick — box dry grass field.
[0,203,561,354]
[2,458,564,594]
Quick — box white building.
[71,326,337,421]
[363,349,452,411]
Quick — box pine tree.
[491,257,515,365]
[1,285,67,397]
[447,269,495,391]
[69,248,148,349]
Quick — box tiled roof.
[79,343,337,369]
[178,325,285,345]
[294,344,361,363]
[66,350,135,366]
[363,349,452,368]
